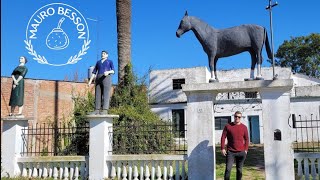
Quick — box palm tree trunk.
[116,0,131,84]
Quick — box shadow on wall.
[189,140,214,179]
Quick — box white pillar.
[87,114,118,180]
[1,117,29,177]
[185,92,216,180]
[260,84,294,180]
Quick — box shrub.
[110,63,174,154]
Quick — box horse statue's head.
[176,11,192,38]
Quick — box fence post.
[1,117,29,178]
[260,80,294,180]
[183,92,216,180]
[86,114,119,180]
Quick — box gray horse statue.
[176,11,272,82]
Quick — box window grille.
[215,116,231,130]
[172,79,185,90]
[172,109,185,138]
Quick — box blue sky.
[1,0,319,84]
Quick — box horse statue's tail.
[264,28,273,60]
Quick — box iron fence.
[110,121,187,155]
[291,114,320,153]
[21,122,89,156]
[21,121,187,156]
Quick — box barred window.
[172,109,185,138]
[215,116,231,130]
[245,92,258,98]
[172,79,185,90]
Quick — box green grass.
[216,144,266,180]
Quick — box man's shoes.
[100,110,108,115]
[88,110,100,115]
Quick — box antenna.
[266,0,279,80]
[86,17,101,60]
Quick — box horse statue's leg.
[209,56,219,83]
[245,51,257,81]
[255,51,264,80]
[209,70,216,83]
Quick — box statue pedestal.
[86,114,119,179]
[1,117,31,177]
[183,79,294,180]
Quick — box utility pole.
[266,0,278,80]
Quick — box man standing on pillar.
[88,50,115,115]
[220,111,249,180]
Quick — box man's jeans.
[224,150,247,180]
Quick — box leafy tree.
[110,63,175,154]
[110,63,160,123]
[273,33,320,78]
[67,91,95,155]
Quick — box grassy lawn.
[216,144,266,180]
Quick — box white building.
[149,66,320,144]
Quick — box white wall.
[215,67,292,82]
[150,103,187,122]
[292,74,320,87]
[213,102,264,144]
[149,67,207,104]
[290,98,320,142]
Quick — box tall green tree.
[273,33,320,78]
[110,64,175,154]
[110,63,159,123]
[116,0,132,84]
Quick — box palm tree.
[116,0,131,84]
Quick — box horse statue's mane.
[176,11,272,82]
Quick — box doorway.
[248,115,260,144]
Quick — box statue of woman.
[9,56,28,117]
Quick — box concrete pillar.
[1,117,29,177]
[86,114,119,180]
[185,92,216,180]
[260,84,294,180]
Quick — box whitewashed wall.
[290,97,320,142]
[215,113,264,144]
[150,103,187,122]
[149,67,207,104]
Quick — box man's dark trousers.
[95,74,112,110]
[224,150,247,180]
